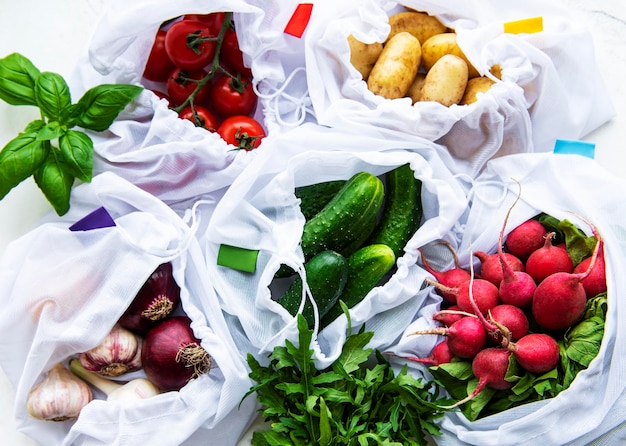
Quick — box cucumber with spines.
[301,171,384,260]
[277,250,348,328]
[369,163,423,258]
[321,243,396,328]
[295,180,347,220]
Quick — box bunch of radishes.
[404,189,607,413]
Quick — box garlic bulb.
[27,363,92,422]
[69,359,160,401]
[79,324,142,377]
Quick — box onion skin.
[118,262,181,333]
[141,316,212,391]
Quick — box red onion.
[141,316,212,391]
[118,262,181,333]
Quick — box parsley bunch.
[0,53,142,215]
[243,312,452,445]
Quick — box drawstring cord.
[253,67,315,127]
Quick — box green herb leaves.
[0,53,40,106]
[243,314,451,445]
[0,52,143,215]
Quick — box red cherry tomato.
[143,29,176,82]
[209,75,257,118]
[166,68,211,106]
[183,12,228,36]
[217,115,266,150]
[220,30,252,77]
[178,105,219,132]
[165,20,216,70]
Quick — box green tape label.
[217,244,259,273]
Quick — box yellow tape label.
[504,16,543,34]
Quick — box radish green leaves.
[243,313,451,445]
[0,53,142,215]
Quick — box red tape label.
[284,3,314,38]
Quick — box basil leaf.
[23,119,45,134]
[37,121,66,141]
[58,130,93,183]
[0,132,48,199]
[76,84,143,131]
[34,72,72,122]
[0,53,40,106]
[33,153,74,216]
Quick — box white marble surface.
[0,0,625,444]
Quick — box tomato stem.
[173,12,234,113]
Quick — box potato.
[347,34,384,80]
[386,11,447,46]
[419,54,469,106]
[406,72,427,103]
[367,32,422,99]
[460,76,495,105]
[489,64,503,80]
[421,32,480,78]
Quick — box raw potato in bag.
[301,0,614,176]
[0,172,257,446]
[199,123,468,369]
[69,0,272,211]
[387,152,626,445]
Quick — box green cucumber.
[277,250,348,328]
[301,171,384,260]
[295,180,347,220]
[369,163,423,258]
[321,243,396,327]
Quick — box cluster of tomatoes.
[142,11,265,150]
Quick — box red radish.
[507,333,559,374]
[487,305,529,343]
[432,305,471,327]
[118,263,181,334]
[453,278,500,316]
[464,273,528,345]
[504,219,547,260]
[532,223,602,331]
[473,250,524,287]
[420,242,471,303]
[525,232,574,282]
[410,316,487,359]
[496,185,537,308]
[498,267,536,309]
[443,348,513,408]
[387,340,454,367]
[141,316,212,391]
[573,240,607,298]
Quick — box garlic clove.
[69,358,160,401]
[27,363,93,422]
[107,378,160,401]
[79,324,142,377]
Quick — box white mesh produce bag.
[388,151,626,446]
[0,172,257,446]
[298,0,615,177]
[68,0,276,212]
[199,123,468,369]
